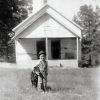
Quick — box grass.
[0,67,99,100]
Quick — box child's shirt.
[34,60,48,77]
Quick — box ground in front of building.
[0,66,99,100]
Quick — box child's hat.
[39,51,46,56]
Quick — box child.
[33,51,48,92]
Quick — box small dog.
[31,71,38,88]
[31,66,39,88]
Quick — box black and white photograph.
[0,0,100,100]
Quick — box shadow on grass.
[46,85,75,93]
[46,85,52,91]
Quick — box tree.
[73,5,100,67]
[0,0,33,61]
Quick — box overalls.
[37,60,48,92]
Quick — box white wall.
[19,13,76,39]
[16,39,37,63]
[48,60,78,68]
[44,14,76,38]
[15,13,80,68]
[15,38,79,68]
[19,13,48,38]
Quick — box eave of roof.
[9,4,82,44]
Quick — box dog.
[31,67,39,88]
[31,66,45,89]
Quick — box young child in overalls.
[33,51,48,92]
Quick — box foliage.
[0,0,33,62]
[73,5,100,67]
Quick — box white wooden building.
[10,0,82,68]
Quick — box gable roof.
[10,4,82,43]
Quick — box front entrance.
[36,40,46,58]
[51,40,60,59]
